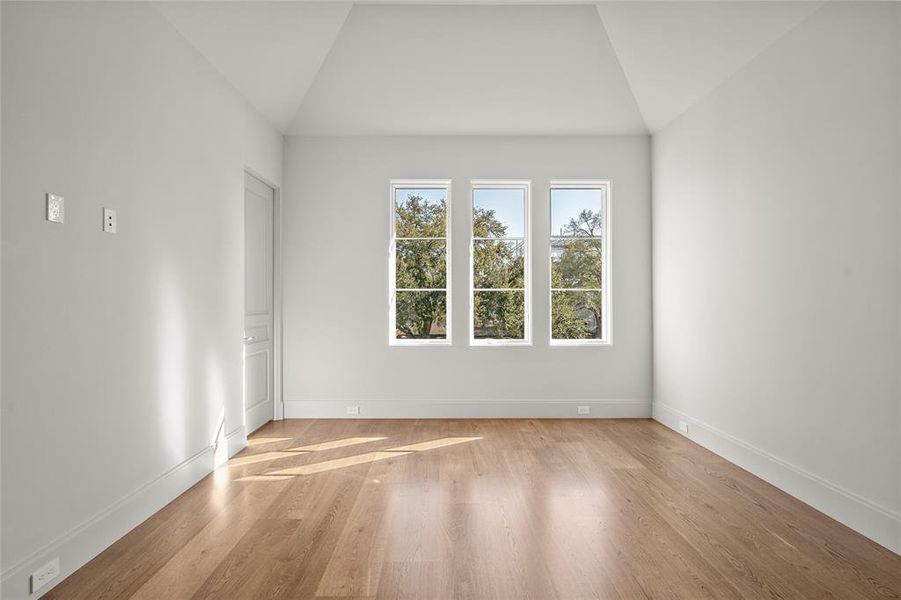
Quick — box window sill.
[549,339,611,347]
[390,339,452,347]
[470,339,532,347]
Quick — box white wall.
[1,3,282,597]
[652,2,900,552]
[897,4,901,550]
[283,136,651,417]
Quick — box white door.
[244,172,275,434]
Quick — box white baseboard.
[284,399,650,419]
[652,402,901,555]
[226,425,247,457]
[0,433,244,600]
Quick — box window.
[550,181,610,345]
[390,180,451,345]
[470,181,530,345]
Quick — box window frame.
[389,179,453,346]
[549,180,612,347]
[469,180,532,347]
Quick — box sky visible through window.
[395,188,446,228]
[551,188,604,236]
[473,188,524,238]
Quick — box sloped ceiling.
[597,1,823,131]
[155,1,826,136]
[154,1,352,132]
[290,4,646,135]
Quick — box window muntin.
[390,181,451,345]
[470,182,530,345]
[550,182,610,345]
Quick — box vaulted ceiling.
[154,1,824,136]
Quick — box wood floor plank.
[604,422,901,598]
[129,476,293,600]
[43,473,248,600]
[314,457,398,597]
[44,419,901,600]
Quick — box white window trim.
[469,180,532,347]
[389,179,452,346]
[549,180,612,347]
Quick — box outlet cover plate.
[346,406,360,416]
[103,208,117,233]
[47,193,65,223]
[31,557,60,593]
[577,406,590,415]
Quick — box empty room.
[1,0,900,598]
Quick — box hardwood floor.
[46,419,901,599]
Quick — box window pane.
[474,291,525,340]
[551,238,602,289]
[473,240,524,289]
[395,188,447,237]
[551,188,604,237]
[551,290,602,340]
[473,188,524,238]
[396,239,446,289]
[395,291,447,339]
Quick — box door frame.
[244,167,284,422]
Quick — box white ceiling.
[155,1,826,136]
[154,1,352,132]
[290,4,645,135]
[597,1,823,131]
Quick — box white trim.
[469,180,532,346]
[389,179,452,346]
[246,400,275,435]
[0,432,246,600]
[309,0,615,3]
[390,338,452,347]
[285,399,649,419]
[548,180,612,346]
[244,167,284,422]
[226,425,248,459]
[652,402,901,555]
[549,338,611,347]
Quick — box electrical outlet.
[678,420,689,434]
[31,558,60,593]
[103,208,117,233]
[47,193,65,223]
[577,406,590,415]
[346,406,360,416]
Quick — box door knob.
[243,336,256,343]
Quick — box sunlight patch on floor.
[287,436,388,452]
[387,437,482,452]
[255,437,483,478]
[268,451,413,476]
[246,437,293,447]
[229,451,306,467]
[234,474,296,482]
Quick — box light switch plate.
[47,193,65,223]
[103,208,117,233]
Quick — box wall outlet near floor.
[678,420,689,433]
[31,557,60,593]
[577,405,590,415]
[346,406,360,416]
